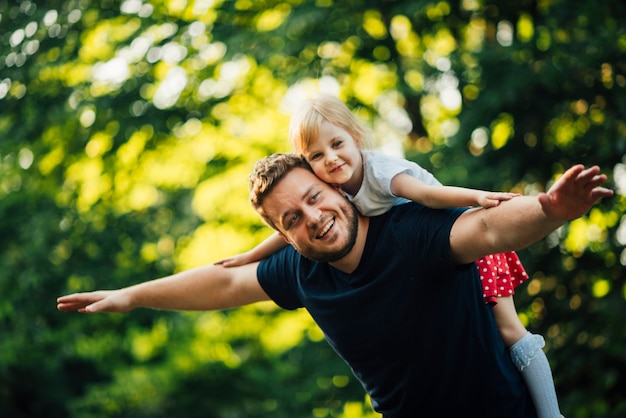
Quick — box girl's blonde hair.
[288,94,376,154]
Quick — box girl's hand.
[477,192,520,208]
[214,251,256,268]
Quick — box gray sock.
[509,332,561,418]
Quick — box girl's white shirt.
[345,150,442,216]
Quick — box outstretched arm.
[391,173,518,209]
[450,165,613,264]
[57,262,269,313]
[214,232,287,267]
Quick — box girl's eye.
[310,153,322,161]
[332,140,342,148]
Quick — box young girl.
[217,94,561,418]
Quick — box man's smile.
[317,217,335,239]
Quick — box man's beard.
[303,201,359,263]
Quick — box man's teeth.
[317,218,334,238]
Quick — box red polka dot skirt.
[477,251,529,306]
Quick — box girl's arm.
[215,232,288,267]
[390,173,518,209]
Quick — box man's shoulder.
[262,244,304,266]
[367,204,430,242]
[376,204,468,233]
[259,245,321,277]
[257,246,309,310]
[382,201,432,217]
[387,202,468,215]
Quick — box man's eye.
[288,214,298,226]
[311,192,320,201]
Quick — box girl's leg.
[492,295,527,346]
[493,296,562,418]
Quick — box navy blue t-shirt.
[257,203,536,417]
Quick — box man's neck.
[329,215,369,273]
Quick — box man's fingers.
[57,301,87,312]
[58,301,91,312]
[587,174,608,189]
[591,186,614,200]
[57,292,108,312]
[56,302,74,312]
[562,164,585,181]
[83,300,105,313]
[573,165,601,184]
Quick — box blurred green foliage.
[1,0,625,417]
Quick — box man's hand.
[450,164,613,265]
[538,165,614,221]
[57,290,133,313]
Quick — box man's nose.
[303,206,322,226]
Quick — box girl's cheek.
[311,164,324,176]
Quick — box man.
[58,153,613,417]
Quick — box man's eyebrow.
[301,185,315,199]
